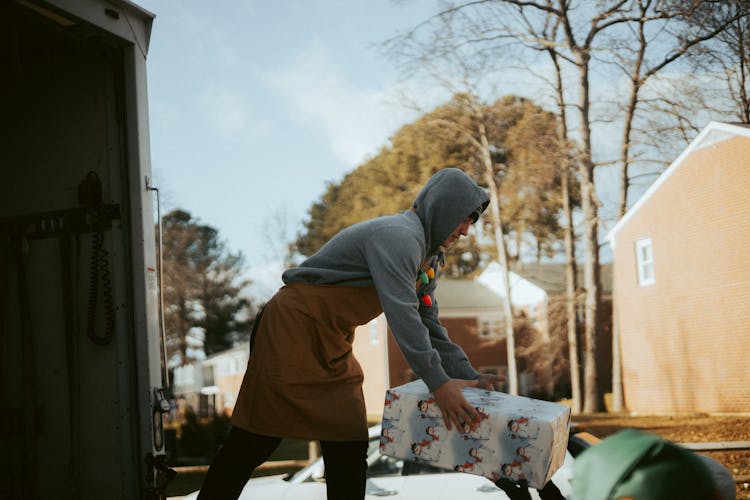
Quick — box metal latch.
[154,388,170,414]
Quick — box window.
[198,394,216,418]
[177,364,194,385]
[202,365,215,386]
[635,238,655,286]
[479,318,504,338]
[369,319,379,346]
[217,359,228,377]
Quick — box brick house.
[607,121,750,414]
[173,264,613,420]
[172,343,249,417]
[384,277,532,397]
[172,279,530,422]
[352,315,391,422]
[384,278,506,382]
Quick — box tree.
[515,298,571,400]
[198,253,252,356]
[160,209,253,366]
[295,93,568,395]
[294,112,472,258]
[515,8,584,413]
[601,0,749,220]
[592,0,748,411]
[424,93,568,395]
[717,4,750,122]
[383,0,750,412]
[296,95,568,261]
[380,0,605,409]
[683,1,750,122]
[384,0,748,413]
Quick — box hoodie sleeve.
[364,226,451,391]
[418,292,481,381]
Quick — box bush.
[176,410,230,464]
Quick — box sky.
[135,1,644,301]
[137,0,452,299]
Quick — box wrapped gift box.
[379,380,570,488]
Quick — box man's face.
[442,217,473,248]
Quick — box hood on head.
[413,168,490,255]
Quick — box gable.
[608,121,750,246]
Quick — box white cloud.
[197,86,274,139]
[260,40,419,166]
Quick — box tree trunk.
[612,13,646,414]
[539,296,554,399]
[178,297,190,366]
[611,292,624,412]
[581,168,602,413]
[576,53,604,413]
[561,169,581,414]
[546,43,582,414]
[612,101,637,412]
[480,125,519,395]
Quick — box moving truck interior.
[1,1,169,498]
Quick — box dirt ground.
[571,413,750,499]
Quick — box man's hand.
[475,373,504,391]
[433,379,480,431]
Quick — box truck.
[1,0,172,498]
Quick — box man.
[198,168,499,500]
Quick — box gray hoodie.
[282,168,490,391]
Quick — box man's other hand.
[475,373,503,391]
[433,379,479,431]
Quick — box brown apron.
[230,282,383,441]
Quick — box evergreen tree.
[159,209,253,365]
[294,94,570,276]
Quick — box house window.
[199,393,216,418]
[202,365,215,386]
[177,364,194,385]
[369,319,379,346]
[635,238,655,286]
[479,318,504,338]
[216,359,227,377]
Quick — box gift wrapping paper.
[379,380,571,488]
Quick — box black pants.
[197,426,369,500]
[495,478,566,500]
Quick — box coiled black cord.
[87,208,114,346]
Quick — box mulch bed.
[571,413,750,499]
